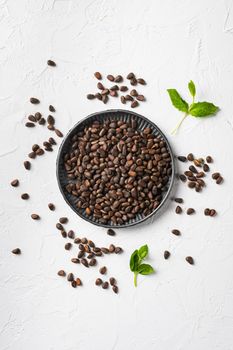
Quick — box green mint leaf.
[189,102,219,117]
[130,250,139,272]
[138,244,148,260]
[167,89,189,113]
[188,80,196,99]
[138,264,154,275]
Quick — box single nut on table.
[171,229,181,236]
[185,256,194,265]
[12,248,21,255]
[110,90,118,97]
[107,228,116,236]
[94,72,102,80]
[179,174,187,182]
[115,247,123,254]
[59,217,68,224]
[47,115,55,125]
[57,270,66,277]
[99,266,107,275]
[110,85,119,91]
[49,105,56,112]
[189,165,198,173]
[175,205,182,214]
[71,281,77,288]
[107,74,114,82]
[55,129,63,138]
[97,82,104,90]
[56,223,64,230]
[47,59,56,67]
[95,278,103,286]
[78,251,85,258]
[109,244,115,253]
[130,78,137,86]
[67,273,74,281]
[131,100,139,108]
[197,179,205,187]
[206,156,213,163]
[187,153,194,161]
[126,72,135,79]
[203,164,210,172]
[130,89,138,97]
[25,122,35,128]
[136,95,145,101]
[24,161,31,170]
[101,89,109,95]
[194,159,202,167]
[21,193,29,200]
[125,94,133,101]
[164,251,170,259]
[137,78,146,85]
[81,258,89,268]
[76,278,82,286]
[112,285,118,294]
[120,96,126,104]
[11,179,19,187]
[95,92,102,100]
[102,281,109,289]
[35,112,42,121]
[174,198,183,203]
[30,97,40,104]
[216,176,223,184]
[188,181,196,189]
[39,118,46,125]
[31,213,40,220]
[87,94,95,100]
[102,95,108,104]
[109,277,116,286]
[101,248,109,254]
[186,208,195,215]
[177,156,187,162]
[114,75,123,83]
[28,115,37,122]
[32,144,40,152]
[48,138,56,146]
[48,203,55,211]
[120,86,128,92]
[209,209,217,217]
[28,151,36,159]
[89,258,97,266]
[212,172,220,180]
[67,230,75,239]
[64,243,72,250]
[61,231,67,238]
[196,172,205,178]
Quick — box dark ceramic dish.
[56,109,175,228]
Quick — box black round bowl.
[56,109,175,228]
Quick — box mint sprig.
[167,81,219,134]
[129,244,154,287]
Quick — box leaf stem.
[171,113,188,135]
[134,272,138,287]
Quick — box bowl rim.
[56,109,175,228]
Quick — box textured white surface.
[1,0,233,349]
